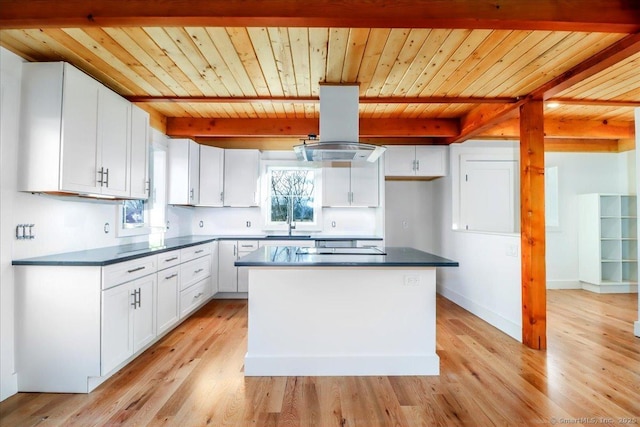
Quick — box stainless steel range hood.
[294,85,385,163]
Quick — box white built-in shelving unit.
[579,194,638,293]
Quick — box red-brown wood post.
[520,99,547,350]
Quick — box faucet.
[287,203,296,236]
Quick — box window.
[263,165,322,231]
[116,199,150,237]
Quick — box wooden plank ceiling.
[1,0,639,151]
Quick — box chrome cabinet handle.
[190,188,194,200]
[127,266,145,274]
[233,244,236,256]
[416,160,420,171]
[194,292,203,300]
[130,288,141,309]
[136,288,141,308]
[97,167,104,186]
[165,273,178,280]
[220,191,224,202]
[195,249,204,254]
[194,268,204,274]
[103,168,109,187]
[131,290,137,308]
[164,257,178,262]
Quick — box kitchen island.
[235,246,458,376]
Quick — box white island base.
[245,267,439,376]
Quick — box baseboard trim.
[580,283,638,294]
[436,285,521,342]
[634,321,640,338]
[547,280,581,289]
[213,292,248,299]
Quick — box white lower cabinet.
[101,273,156,376]
[15,240,217,393]
[218,240,258,292]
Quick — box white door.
[132,275,156,352]
[322,164,351,206]
[223,149,260,207]
[350,161,379,207]
[101,284,133,375]
[415,146,447,177]
[199,145,224,206]
[59,64,100,194]
[129,105,150,199]
[187,140,200,205]
[384,146,416,176]
[98,87,130,197]
[461,159,518,233]
[218,241,238,292]
[157,267,180,335]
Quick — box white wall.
[434,141,523,341]
[545,151,636,289]
[635,108,640,338]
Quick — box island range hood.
[294,85,385,163]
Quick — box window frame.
[261,160,323,232]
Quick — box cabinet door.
[98,86,130,197]
[132,275,156,352]
[168,138,194,205]
[59,64,100,194]
[157,267,180,335]
[199,145,224,206]
[223,149,260,207]
[129,105,150,199]
[415,146,446,177]
[322,165,351,206]
[384,146,416,176]
[101,284,133,375]
[210,241,219,295]
[188,140,200,205]
[350,161,379,207]
[218,241,238,292]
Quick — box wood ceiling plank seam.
[0,30,51,62]
[341,28,370,83]
[293,102,306,119]
[249,101,269,119]
[62,27,164,96]
[175,27,231,96]
[413,29,474,97]
[467,30,566,97]
[556,57,640,100]
[187,102,213,119]
[377,28,431,97]
[266,27,298,97]
[241,102,260,119]
[308,27,329,96]
[102,27,189,97]
[591,107,635,122]
[393,29,449,97]
[127,27,202,96]
[205,27,259,97]
[421,29,490,97]
[281,101,295,118]
[246,27,285,97]
[177,102,206,119]
[575,73,640,101]
[225,27,271,96]
[371,102,387,119]
[437,103,475,119]
[365,28,411,97]
[429,29,494,97]
[325,27,349,83]
[303,102,315,119]
[271,102,286,117]
[143,27,217,96]
[355,28,391,95]
[37,28,137,96]
[454,30,532,97]
[490,32,626,98]
[287,28,312,96]
[187,27,245,96]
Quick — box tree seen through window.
[270,168,315,223]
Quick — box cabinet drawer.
[180,257,211,291]
[180,243,211,263]
[103,255,157,290]
[237,240,259,252]
[158,250,181,270]
[179,278,209,319]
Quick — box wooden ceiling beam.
[1,0,639,32]
[543,138,620,153]
[166,117,459,138]
[481,118,635,140]
[130,96,517,104]
[444,100,527,144]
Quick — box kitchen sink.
[264,234,311,239]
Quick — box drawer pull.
[165,273,178,280]
[195,249,204,254]
[164,257,178,262]
[194,292,203,299]
[194,268,204,274]
[127,266,146,274]
[241,245,254,248]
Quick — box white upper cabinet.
[198,145,224,207]
[167,138,200,205]
[323,161,379,207]
[97,86,130,197]
[18,61,147,198]
[223,149,260,207]
[385,145,447,178]
[129,105,150,199]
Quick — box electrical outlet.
[402,220,409,229]
[404,275,420,286]
[506,244,518,257]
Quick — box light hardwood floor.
[1,290,638,426]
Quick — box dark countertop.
[12,235,383,266]
[235,246,459,268]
